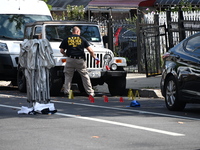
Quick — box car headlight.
[111,63,118,70]
[103,54,112,63]
[0,42,8,51]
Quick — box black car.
[161,32,200,111]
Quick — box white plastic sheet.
[18,102,56,114]
[18,106,33,114]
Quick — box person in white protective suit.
[19,37,55,103]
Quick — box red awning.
[88,0,156,8]
[139,0,156,7]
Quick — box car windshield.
[0,14,52,40]
[45,25,101,42]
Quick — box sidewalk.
[0,73,163,98]
[95,73,163,98]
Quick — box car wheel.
[49,69,63,96]
[17,66,27,93]
[164,76,186,111]
[107,77,126,96]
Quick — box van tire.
[49,69,63,96]
[17,66,27,93]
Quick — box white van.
[0,0,52,85]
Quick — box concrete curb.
[126,89,164,98]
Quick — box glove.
[95,58,100,65]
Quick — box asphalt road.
[0,86,200,150]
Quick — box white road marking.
[0,104,185,136]
[0,104,20,109]
[0,94,200,121]
[52,100,200,121]
[56,112,185,136]
[0,93,199,121]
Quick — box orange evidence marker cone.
[104,95,109,102]
[105,65,110,70]
[89,95,95,103]
[119,97,124,102]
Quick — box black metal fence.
[93,9,200,75]
[166,10,200,49]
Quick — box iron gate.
[139,25,167,77]
[137,13,167,77]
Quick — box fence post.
[107,9,114,51]
[107,18,113,51]
[137,12,142,73]
[178,9,186,42]
[154,14,161,74]
[166,10,173,49]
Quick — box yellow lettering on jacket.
[68,37,82,47]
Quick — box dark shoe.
[64,93,69,98]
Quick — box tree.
[42,0,52,10]
[66,5,85,21]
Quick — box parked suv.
[18,21,127,96]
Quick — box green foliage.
[52,5,85,21]
[179,0,193,11]
[52,12,66,20]
[125,15,137,36]
[170,0,200,11]
[125,16,137,43]
[67,5,85,21]
[42,0,52,10]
